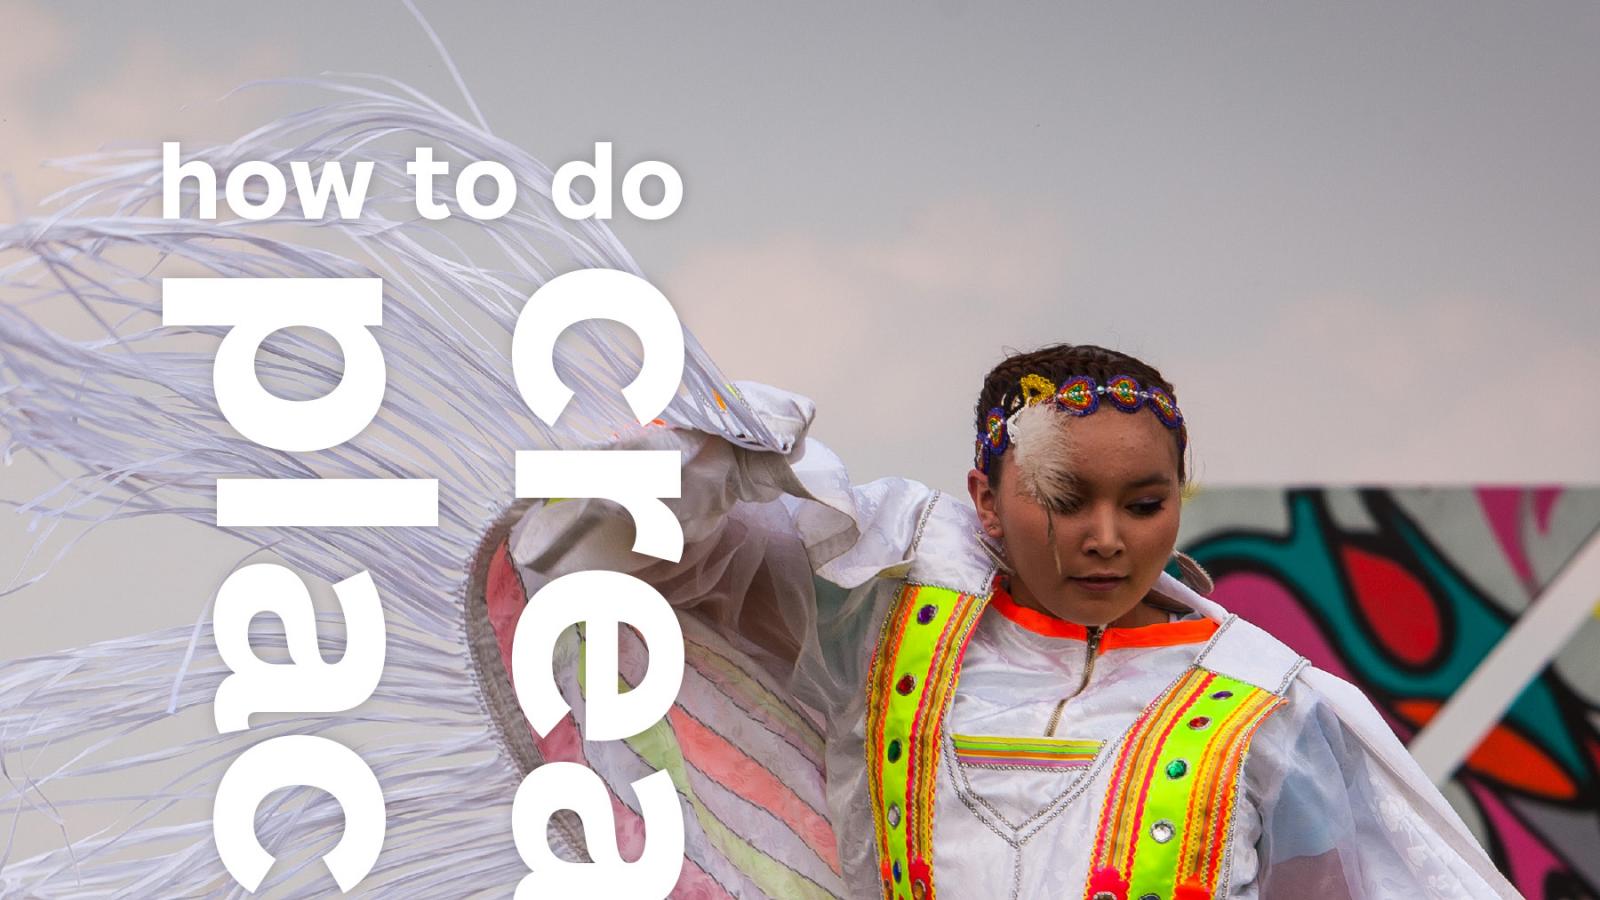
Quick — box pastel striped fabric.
[951,734,1103,770]
[483,537,846,899]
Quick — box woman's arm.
[506,384,935,711]
[1249,677,1521,899]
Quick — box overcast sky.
[4,0,1597,491]
[2,2,1598,650]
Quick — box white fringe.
[0,76,785,897]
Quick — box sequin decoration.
[984,407,1009,453]
[866,584,991,900]
[1105,374,1143,411]
[1085,669,1289,900]
[1146,386,1182,428]
[1019,373,1056,407]
[1210,690,1233,701]
[1088,867,1131,900]
[980,374,1185,474]
[909,860,932,899]
[1056,375,1099,416]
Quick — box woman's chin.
[1036,591,1135,628]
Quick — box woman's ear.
[967,468,1003,538]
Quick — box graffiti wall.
[1177,487,1600,899]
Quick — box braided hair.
[973,343,1189,485]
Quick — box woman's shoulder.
[1240,662,1520,897]
[1238,656,1436,819]
[1195,609,1393,750]
[895,492,996,596]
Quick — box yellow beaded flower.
[1017,374,1056,408]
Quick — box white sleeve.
[506,381,932,710]
[1245,674,1521,899]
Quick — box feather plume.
[1006,403,1081,511]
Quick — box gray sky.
[3,1,1599,650]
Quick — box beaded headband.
[974,373,1186,473]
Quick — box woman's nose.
[1081,505,1124,557]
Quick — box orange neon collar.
[987,581,1218,653]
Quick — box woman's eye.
[1128,500,1165,516]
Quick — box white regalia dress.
[507,385,1523,899]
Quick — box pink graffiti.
[1477,487,1566,595]
[1215,572,1355,683]
[1477,488,1533,591]
[1466,777,1565,897]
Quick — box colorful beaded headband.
[974,373,1186,473]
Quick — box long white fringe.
[0,76,782,897]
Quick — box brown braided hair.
[974,343,1189,485]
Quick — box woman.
[503,343,1521,898]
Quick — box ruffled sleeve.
[506,381,934,709]
[1244,670,1521,899]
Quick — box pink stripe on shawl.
[485,540,735,899]
[668,706,842,875]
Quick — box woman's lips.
[1069,575,1126,593]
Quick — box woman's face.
[968,408,1182,627]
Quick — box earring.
[1171,549,1214,596]
[973,529,1015,574]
